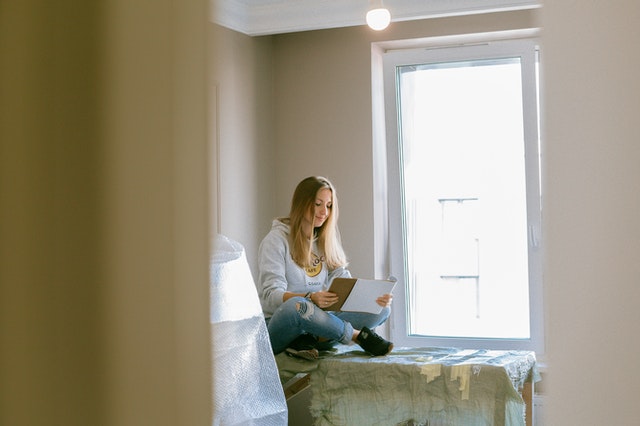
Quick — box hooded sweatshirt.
[257,219,351,319]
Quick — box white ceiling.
[211,0,541,36]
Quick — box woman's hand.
[311,291,339,308]
[376,293,393,308]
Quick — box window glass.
[382,38,543,351]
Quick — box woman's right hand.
[311,291,339,309]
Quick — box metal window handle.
[528,225,539,248]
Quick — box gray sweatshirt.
[257,219,351,318]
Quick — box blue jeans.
[266,296,391,354]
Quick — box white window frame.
[375,31,544,353]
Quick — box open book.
[323,278,396,314]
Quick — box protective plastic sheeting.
[211,234,287,426]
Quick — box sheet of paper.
[341,279,396,314]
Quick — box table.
[279,346,539,426]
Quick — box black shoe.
[356,327,393,356]
[289,333,318,351]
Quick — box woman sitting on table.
[257,176,393,360]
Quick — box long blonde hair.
[284,176,348,269]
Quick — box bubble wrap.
[211,235,288,425]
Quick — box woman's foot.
[285,347,319,360]
[285,333,320,360]
[356,327,393,356]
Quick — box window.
[380,36,543,352]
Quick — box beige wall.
[4,0,640,423]
[209,24,276,278]
[217,3,640,424]
[1,0,211,424]
[542,2,640,424]
[1,2,107,423]
[211,10,538,279]
[271,10,539,278]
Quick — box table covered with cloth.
[277,345,539,426]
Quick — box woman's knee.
[279,296,316,319]
[379,306,391,321]
[349,308,391,329]
[369,306,391,327]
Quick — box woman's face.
[309,187,333,228]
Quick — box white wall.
[542,1,640,424]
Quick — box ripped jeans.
[266,296,391,354]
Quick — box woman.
[257,176,393,359]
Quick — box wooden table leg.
[522,377,534,426]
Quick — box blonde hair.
[284,176,348,269]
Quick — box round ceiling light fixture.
[366,4,391,31]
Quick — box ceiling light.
[366,3,391,31]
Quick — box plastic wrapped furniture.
[211,234,287,425]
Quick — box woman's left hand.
[376,293,393,308]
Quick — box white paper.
[340,279,396,314]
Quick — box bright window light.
[382,38,543,352]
